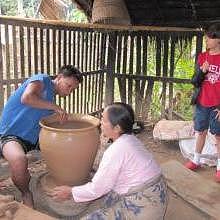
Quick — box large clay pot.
[39,114,100,186]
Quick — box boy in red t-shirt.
[185,23,220,182]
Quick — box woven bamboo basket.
[92,0,131,25]
[39,0,65,20]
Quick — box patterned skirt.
[79,174,167,220]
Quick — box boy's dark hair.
[205,23,220,39]
[106,102,135,134]
[59,65,83,83]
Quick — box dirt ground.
[0,128,216,219]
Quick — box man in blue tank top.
[0,65,83,208]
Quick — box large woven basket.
[92,0,131,25]
[39,0,65,20]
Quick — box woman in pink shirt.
[52,103,167,219]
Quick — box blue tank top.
[0,74,54,144]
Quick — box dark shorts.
[0,135,39,157]
[194,104,220,135]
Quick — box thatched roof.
[72,0,220,28]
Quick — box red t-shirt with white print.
[197,51,220,107]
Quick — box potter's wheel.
[31,172,89,218]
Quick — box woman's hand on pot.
[51,186,72,201]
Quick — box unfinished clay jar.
[39,114,100,186]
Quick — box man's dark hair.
[106,102,135,134]
[59,65,83,83]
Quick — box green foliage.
[150,83,163,120]
[67,8,88,23]
[172,47,194,119]
[1,0,41,17]
[23,0,39,17]
[147,40,195,120]
[1,0,17,15]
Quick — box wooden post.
[105,32,116,106]
[195,33,203,65]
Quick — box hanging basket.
[92,0,131,25]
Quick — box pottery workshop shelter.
[0,0,220,120]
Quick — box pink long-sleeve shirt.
[72,134,161,202]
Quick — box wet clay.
[39,114,100,186]
[48,120,93,129]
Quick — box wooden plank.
[33,27,38,73]
[81,31,84,71]
[105,33,116,105]
[90,32,95,112]
[26,26,32,76]
[140,35,148,99]
[94,33,99,111]
[80,32,84,113]
[99,33,107,110]
[57,30,61,68]
[135,35,142,117]
[19,26,25,78]
[161,36,169,118]
[52,29,56,74]
[168,38,176,119]
[162,160,220,219]
[63,29,67,66]
[12,25,18,79]
[116,33,123,101]
[72,31,76,66]
[89,32,93,71]
[97,32,101,70]
[84,32,88,71]
[83,75,87,114]
[40,28,44,72]
[87,33,92,112]
[128,35,134,105]
[46,29,50,73]
[4,25,10,80]
[77,31,80,68]
[121,34,128,103]
[68,30,71,65]
[83,33,89,113]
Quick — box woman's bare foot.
[22,191,34,208]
